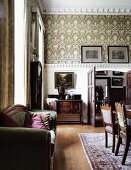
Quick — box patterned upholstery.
[101,104,118,153]
[117,110,125,128]
[115,103,131,165]
[101,109,112,124]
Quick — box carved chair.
[101,104,118,153]
[115,103,131,165]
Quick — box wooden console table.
[56,100,82,124]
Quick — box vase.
[58,85,65,100]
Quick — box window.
[14,0,27,105]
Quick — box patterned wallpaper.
[43,15,131,64]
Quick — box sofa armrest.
[0,127,51,170]
[29,109,57,157]
[0,127,50,144]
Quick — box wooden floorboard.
[53,124,104,170]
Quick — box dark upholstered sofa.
[0,104,57,170]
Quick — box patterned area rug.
[79,133,131,170]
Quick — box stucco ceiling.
[39,0,131,14]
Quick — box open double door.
[87,68,107,126]
[87,67,129,127]
[87,67,96,126]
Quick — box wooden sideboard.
[56,100,82,124]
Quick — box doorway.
[95,77,111,126]
[87,68,126,127]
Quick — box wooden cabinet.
[126,71,131,103]
[56,100,82,124]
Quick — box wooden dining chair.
[115,103,131,165]
[101,104,118,153]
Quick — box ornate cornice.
[39,0,131,15]
[43,8,131,15]
[45,63,131,72]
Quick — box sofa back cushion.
[1,113,19,127]
[10,111,26,127]
[1,111,26,127]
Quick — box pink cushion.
[25,112,48,129]
[31,114,46,129]
[1,113,19,127]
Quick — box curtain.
[0,0,14,111]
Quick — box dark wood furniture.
[48,94,81,100]
[126,71,131,103]
[30,61,42,109]
[101,104,118,153]
[56,100,82,124]
[115,103,131,165]
[110,87,126,110]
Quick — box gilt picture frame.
[55,72,74,89]
[81,46,103,63]
[108,46,129,63]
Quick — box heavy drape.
[0,0,14,111]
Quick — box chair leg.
[112,134,115,153]
[122,140,130,165]
[105,132,108,148]
[115,135,122,156]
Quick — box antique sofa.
[0,104,57,170]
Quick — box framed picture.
[112,77,123,86]
[108,46,129,63]
[81,46,103,63]
[96,71,108,75]
[55,72,74,88]
[113,71,124,76]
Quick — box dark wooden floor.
[53,124,104,170]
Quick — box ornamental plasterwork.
[43,8,131,15]
[38,0,131,15]
[45,63,131,73]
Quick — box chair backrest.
[116,103,127,131]
[101,104,112,125]
[115,102,119,110]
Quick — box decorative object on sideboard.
[108,46,129,63]
[81,46,103,63]
[70,91,74,100]
[65,94,70,100]
[48,94,81,100]
[58,82,65,100]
